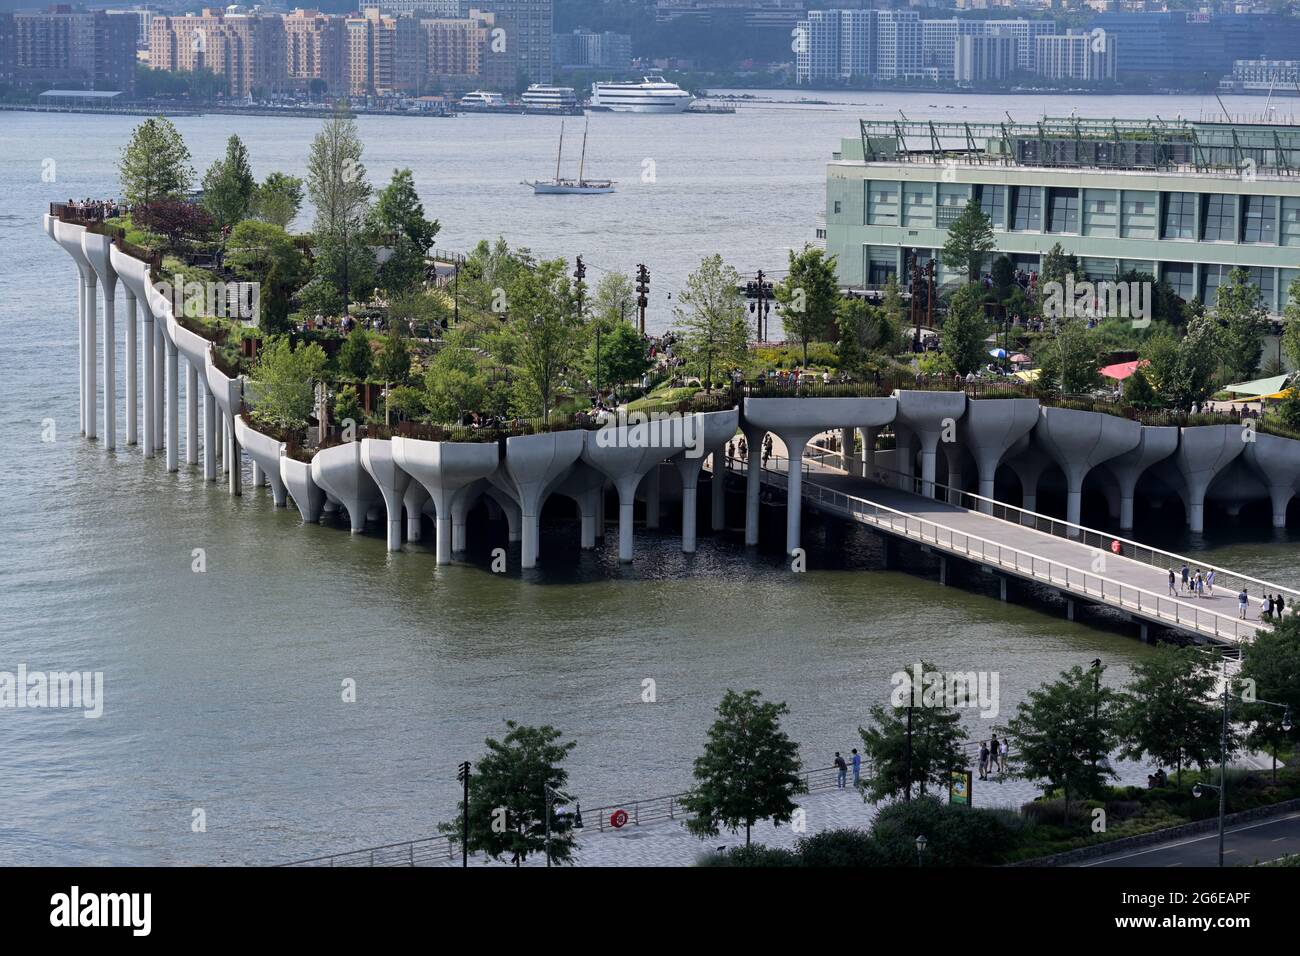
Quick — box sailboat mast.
[578,116,589,185]
[555,120,565,182]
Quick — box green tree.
[424,334,487,423]
[835,296,895,379]
[587,320,650,394]
[1141,306,1219,411]
[314,231,378,310]
[439,721,578,866]
[1213,268,1269,383]
[673,254,750,392]
[334,384,362,425]
[1121,366,1159,409]
[1118,646,1221,786]
[118,117,195,207]
[775,245,839,366]
[337,326,373,381]
[1003,664,1121,822]
[504,259,578,418]
[991,254,1015,299]
[590,271,636,325]
[681,689,806,846]
[306,109,371,313]
[1036,317,1102,395]
[941,283,991,376]
[201,134,256,230]
[1039,242,1080,293]
[1283,278,1300,371]
[1238,615,1300,781]
[940,199,995,283]
[375,328,411,424]
[225,220,305,288]
[371,168,439,295]
[253,172,304,230]
[858,662,969,802]
[248,337,327,431]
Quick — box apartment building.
[150,9,287,97]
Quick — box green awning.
[1223,374,1290,397]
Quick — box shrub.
[871,796,1022,866]
[795,828,885,867]
[694,844,802,867]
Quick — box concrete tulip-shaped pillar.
[392,437,501,565]
[891,424,916,490]
[312,440,382,533]
[402,481,430,541]
[153,324,165,452]
[959,398,1039,513]
[740,421,766,546]
[1174,425,1247,534]
[484,486,522,543]
[1244,434,1300,528]
[280,456,327,524]
[503,430,585,568]
[744,397,896,554]
[552,462,606,551]
[81,230,118,450]
[233,415,288,507]
[1003,434,1051,520]
[203,385,216,480]
[123,289,137,445]
[941,442,967,505]
[53,220,96,438]
[450,481,490,554]
[1103,426,1178,530]
[672,410,740,553]
[893,391,968,499]
[44,215,83,435]
[858,427,879,477]
[710,446,728,531]
[165,340,180,473]
[360,438,412,552]
[1033,407,1142,534]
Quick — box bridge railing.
[757,456,1258,644]
[800,442,1300,607]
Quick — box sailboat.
[525,117,615,195]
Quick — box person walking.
[989,734,1002,774]
[1181,563,1190,592]
[1168,568,1177,597]
[1206,569,1215,596]
[978,741,990,780]
[1262,594,1273,621]
[850,748,862,788]
[999,737,1010,772]
[1278,594,1287,618]
[1238,588,1249,620]
[834,751,847,789]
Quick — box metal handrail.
[802,441,1300,605]
[757,455,1259,644]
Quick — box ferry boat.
[589,76,694,113]
[524,117,615,195]
[458,90,506,109]
[520,84,579,111]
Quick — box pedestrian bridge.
[742,447,1297,646]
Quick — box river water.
[1,91,1296,865]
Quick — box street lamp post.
[915,834,927,867]
[1194,660,1292,867]
[544,783,578,868]
[456,761,471,868]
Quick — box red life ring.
[610,809,629,829]
[1110,539,1121,554]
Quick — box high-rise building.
[982,18,1054,73]
[283,8,345,92]
[954,32,1016,84]
[551,28,631,70]
[796,9,838,83]
[11,6,138,92]
[837,9,874,80]
[1036,30,1116,82]
[150,10,287,97]
[874,10,921,81]
[477,0,551,84]
[345,7,397,95]
[423,9,512,89]
[105,8,153,51]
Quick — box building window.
[976,184,1005,228]
[1161,192,1195,239]
[1010,186,1041,231]
[1201,265,1231,305]
[833,200,842,214]
[1162,263,1193,301]
[1244,266,1275,304]
[1241,196,1276,244]
[1201,194,1235,241]
[1047,188,1079,233]
[868,262,897,285]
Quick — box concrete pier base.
[165,340,179,473]
[124,291,137,446]
[203,387,216,481]
[186,361,198,466]
[361,438,412,552]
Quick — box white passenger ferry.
[458,90,506,108]
[589,76,693,113]
[520,85,579,110]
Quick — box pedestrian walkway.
[741,444,1291,645]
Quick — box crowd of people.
[63,198,126,221]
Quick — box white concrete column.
[858,427,878,477]
[83,270,97,440]
[595,483,605,538]
[165,340,179,473]
[77,268,86,435]
[185,361,198,466]
[124,290,137,445]
[252,462,264,487]
[227,413,242,496]
[618,494,635,563]
[403,482,428,541]
[681,482,699,553]
[101,274,116,450]
[841,427,859,475]
[711,449,726,531]
[580,488,598,549]
[203,384,216,481]
[141,312,154,457]
[776,429,818,555]
[153,324,165,451]
[218,414,226,471]
[741,423,764,546]
[644,464,661,530]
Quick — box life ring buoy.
[1110,539,1121,555]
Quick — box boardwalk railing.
[755,455,1259,644]
[802,442,1300,607]
[281,741,1018,868]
